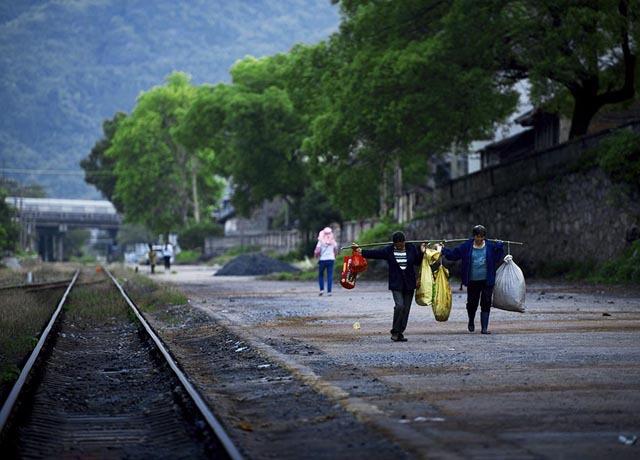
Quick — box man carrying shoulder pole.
[352,231,430,342]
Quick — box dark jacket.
[362,243,423,291]
[442,239,504,287]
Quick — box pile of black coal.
[214,253,299,276]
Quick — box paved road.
[155,265,640,459]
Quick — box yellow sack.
[415,248,441,306]
[432,265,452,321]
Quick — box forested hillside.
[0,0,339,197]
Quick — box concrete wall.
[408,122,640,274]
[205,122,639,271]
[205,230,302,256]
[205,220,381,256]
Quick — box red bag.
[351,250,368,273]
[340,250,368,289]
[340,256,358,289]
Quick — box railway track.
[0,278,108,293]
[0,279,74,292]
[0,267,242,459]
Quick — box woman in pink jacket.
[314,227,338,296]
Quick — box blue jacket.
[362,243,423,291]
[442,239,504,287]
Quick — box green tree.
[80,112,126,211]
[180,56,309,219]
[439,0,639,138]
[63,228,90,260]
[179,219,223,251]
[116,223,155,247]
[107,72,223,235]
[301,1,517,217]
[295,185,343,252]
[0,178,47,198]
[0,188,19,253]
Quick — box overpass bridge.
[6,197,121,261]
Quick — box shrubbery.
[536,240,640,285]
[352,219,404,247]
[175,250,200,264]
[0,188,18,253]
[333,219,404,279]
[179,220,223,251]
[593,240,640,284]
[594,128,640,188]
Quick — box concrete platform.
[154,265,640,459]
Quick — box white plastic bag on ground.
[493,255,526,313]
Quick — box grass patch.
[535,241,640,284]
[330,220,406,281]
[137,287,188,312]
[70,254,98,264]
[175,249,200,265]
[590,240,640,284]
[65,281,130,321]
[260,270,318,281]
[0,363,20,384]
[114,268,188,313]
[0,286,67,393]
[339,219,404,256]
[0,264,76,288]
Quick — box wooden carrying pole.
[339,238,524,251]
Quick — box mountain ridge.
[0,0,339,198]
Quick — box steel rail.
[0,279,73,291]
[0,270,80,432]
[0,278,108,293]
[103,267,244,460]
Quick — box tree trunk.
[569,92,601,139]
[393,159,402,222]
[568,3,635,139]
[191,163,200,223]
[379,171,388,218]
[393,159,403,196]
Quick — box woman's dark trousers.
[466,280,493,332]
[391,290,414,336]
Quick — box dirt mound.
[215,253,299,276]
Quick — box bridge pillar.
[56,234,64,262]
[38,231,53,262]
[37,226,67,262]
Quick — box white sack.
[493,255,526,313]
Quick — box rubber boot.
[480,311,491,334]
[467,311,475,332]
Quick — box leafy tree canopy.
[438,0,639,138]
[0,178,47,198]
[87,0,639,228]
[107,72,223,235]
[0,187,19,253]
[300,0,518,217]
[180,55,309,218]
[80,112,126,211]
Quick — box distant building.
[213,185,286,237]
[480,109,571,168]
[478,100,640,169]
